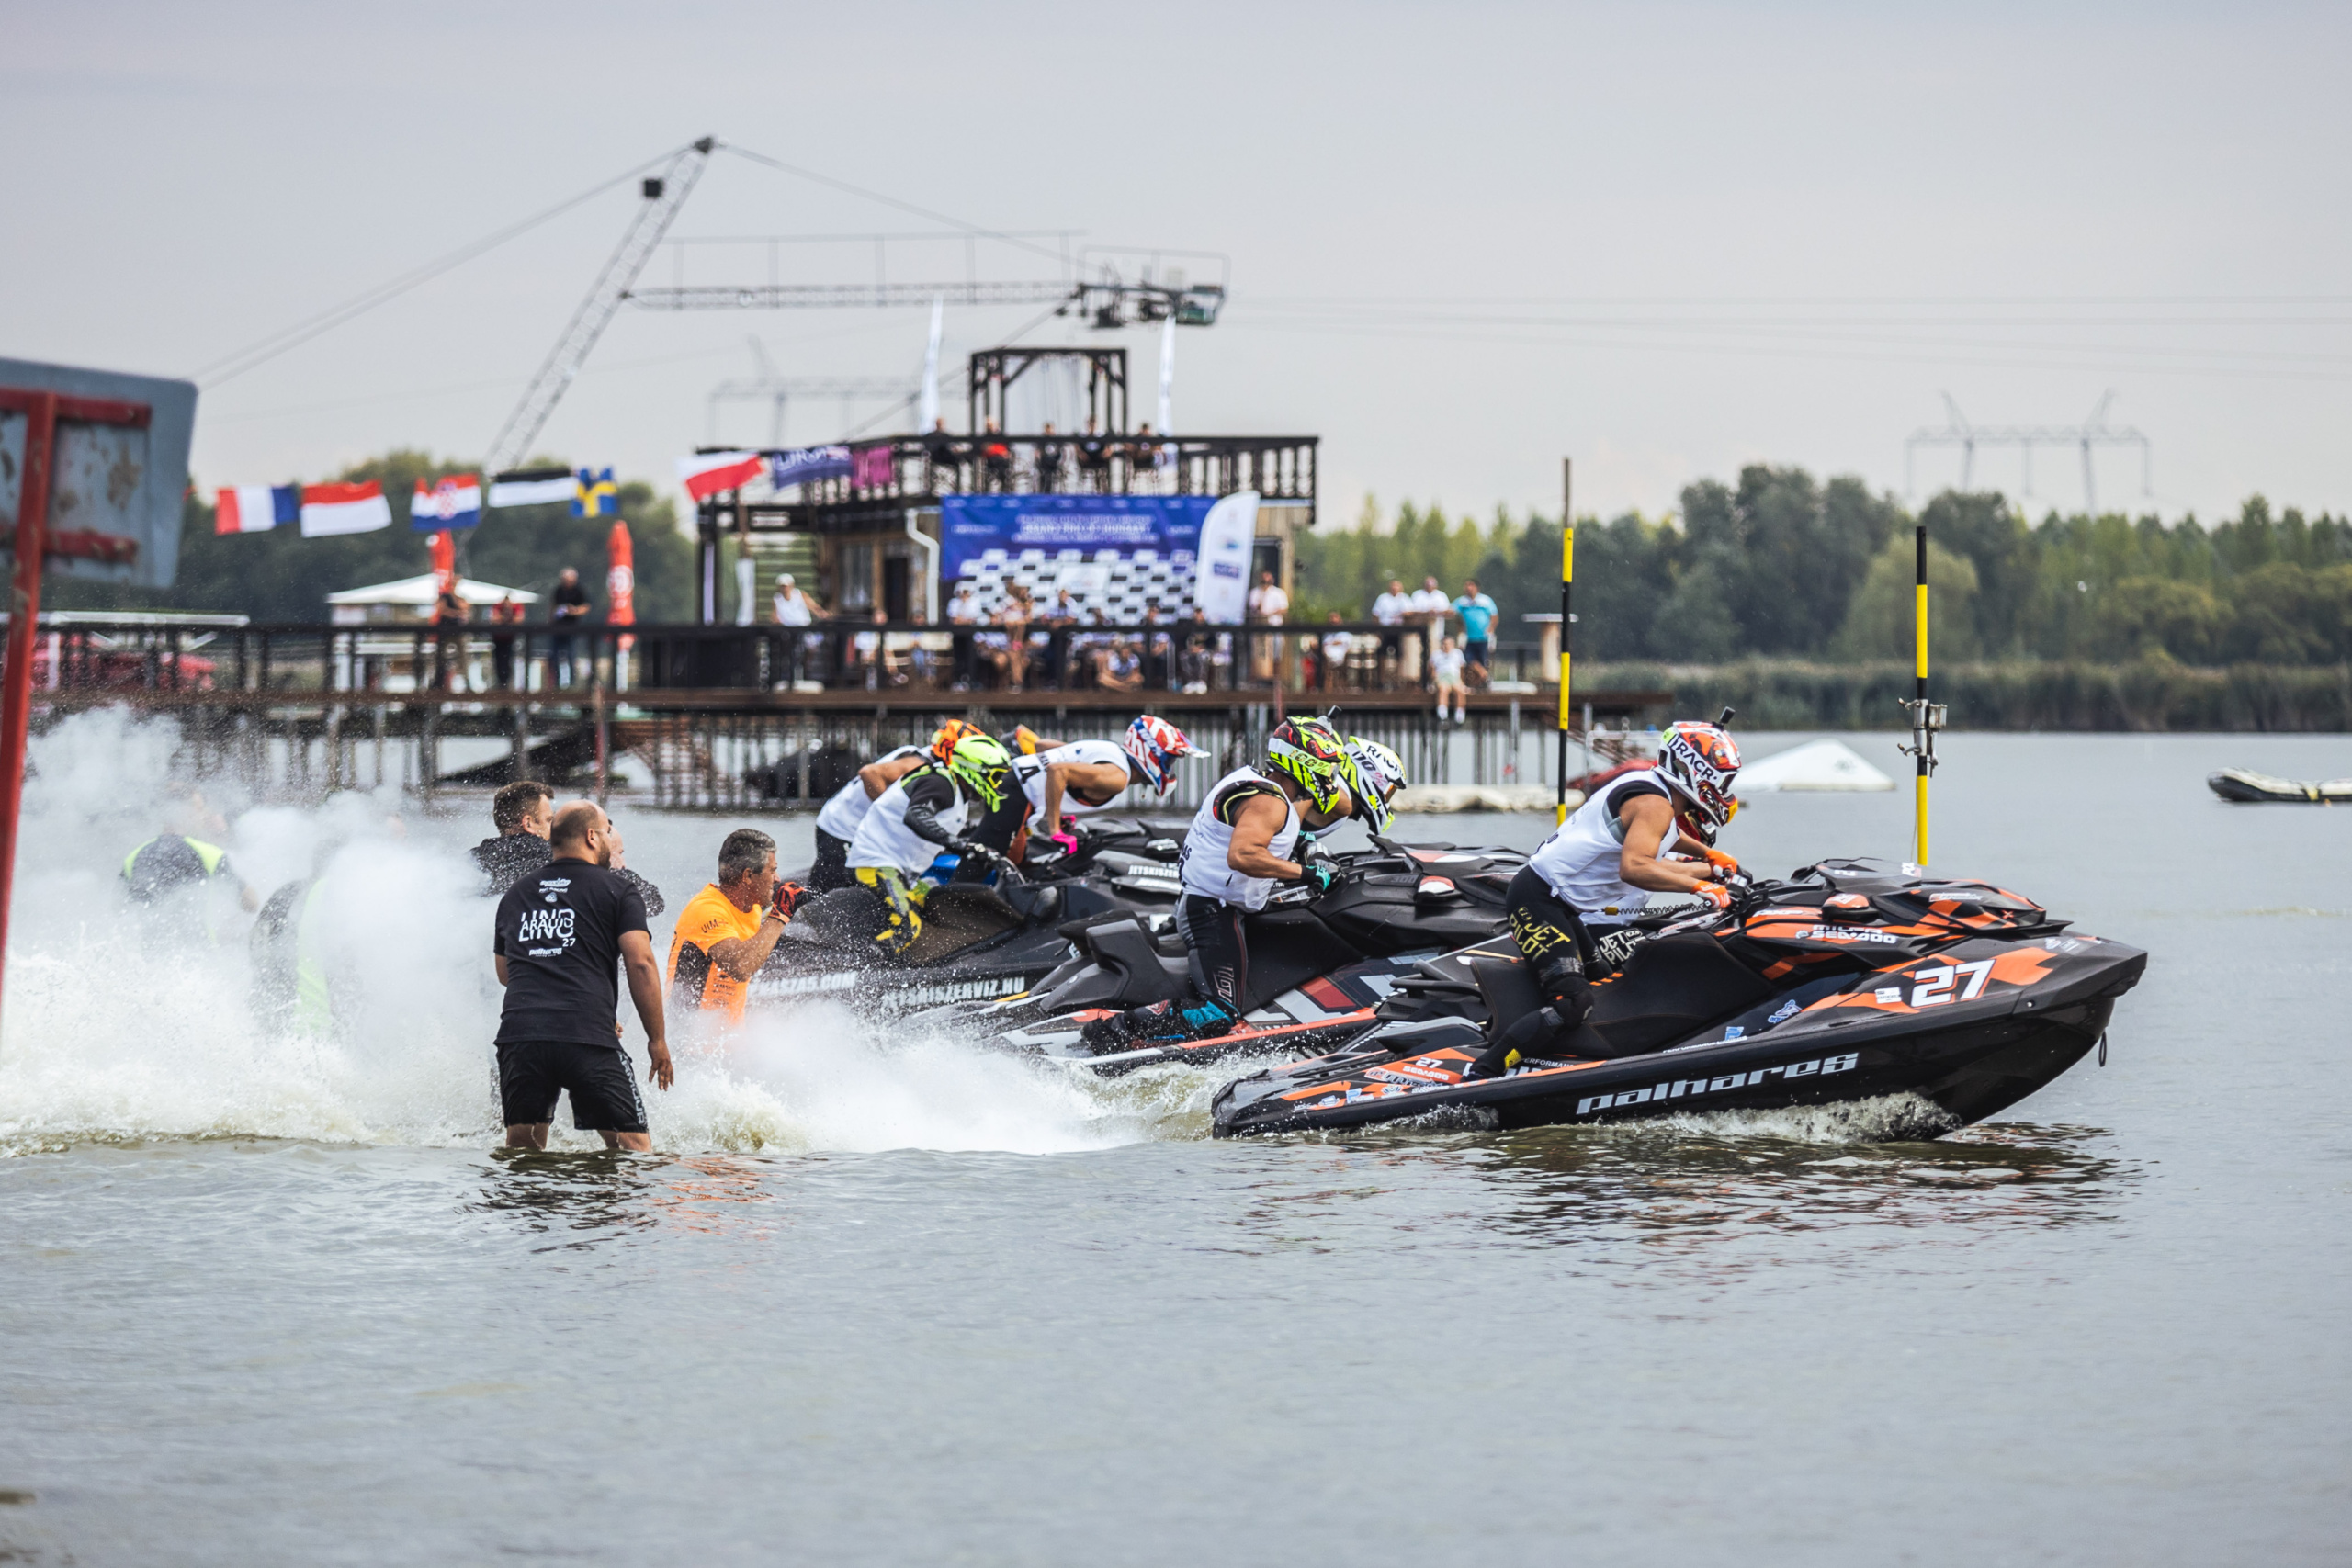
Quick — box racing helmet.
[1655,720,1741,830]
[1121,715,1197,795]
[1003,724,1046,756]
[945,734,1012,812]
[1340,737,1407,834]
[929,718,987,764]
[1263,716,1351,818]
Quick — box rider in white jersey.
[1463,718,1746,1079]
[1082,718,1352,1052]
[1015,716,1198,863]
[843,735,1022,957]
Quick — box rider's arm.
[898,773,965,848]
[1297,785,1353,835]
[707,897,790,981]
[1041,760,1129,828]
[858,753,924,800]
[1227,793,1306,882]
[1618,795,1720,895]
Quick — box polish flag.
[300,480,394,537]
[410,474,483,532]
[676,450,764,502]
[214,484,299,535]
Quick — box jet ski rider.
[1081,716,1357,1051]
[807,720,991,893]
[1462,718,1743,1081]
[1017,716,1197,863]
[843,733,1023,958]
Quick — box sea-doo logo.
[1575,1053,1858,1116]
[1806,925,1896,944]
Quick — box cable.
[719,143,1070,268]
[836,392,922,441]
[190,142,698,389]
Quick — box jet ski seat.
[1559,933,1777,1060]
[902,885,1024,964]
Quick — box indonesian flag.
[300,480,394,537]
[676,450,764,502]
[410,474,482,532]
[214,485,298,535]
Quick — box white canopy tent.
[326,574,540,626]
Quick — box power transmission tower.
[1905,391,2151,513]
[706,338,917,445]
[483,136,716,475]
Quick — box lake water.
[2,719,2346,1564]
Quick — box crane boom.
[483,136,716,475]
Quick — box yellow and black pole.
[1556,457,1575,825]
[1901,519,1944,865]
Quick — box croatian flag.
[300,480,394,537]
[214,485,299,536]
[411,474,483,532]
[677,450,765,502]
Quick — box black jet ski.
[751,865,1132,1017]
[2207,767,2352,805]
[1027,817,1189,904]
[1212,858,2146,1139]
[906,841,1529,1074]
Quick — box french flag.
[300,480,394,537]
[677,450,765,502]
[215,485,299,536]
[411,474,483,532]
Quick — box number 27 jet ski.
[1212,859,2146,1139]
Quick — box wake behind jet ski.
[1211,859,2145,1138]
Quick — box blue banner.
[768,445,853,489]
[939,494,1216,581]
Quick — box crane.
[482,136,717,476]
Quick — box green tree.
[1834,536,1981,662]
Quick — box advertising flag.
[1192,491,1259,624]
[851,445,895,489]
[300,480,394,537]
[429,528,458,593]
[214,485,299,535]
[767,445,853,490]
[573,467,619,517]
[606,522,636,626]
[488,467,577,508]
[410,474,483,532]
[676,450,765,502]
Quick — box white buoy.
[1737,739,1895,793]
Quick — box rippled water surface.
[3,723,2347,1564]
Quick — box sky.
[6,0,2349,531]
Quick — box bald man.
[491,801,671,1151]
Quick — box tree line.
[1293,466,2352,668]
[46,449,697,624]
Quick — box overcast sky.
[8,0,2348,528]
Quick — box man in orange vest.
[665,829,802,1025]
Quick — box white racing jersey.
[814,744,923,841]
[847,770,969,876]
[1178,766,1299,909]
[1016,739,1132,821]
[1528,768,1677,919]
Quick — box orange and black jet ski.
[1212,859,2145,1139]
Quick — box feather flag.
[677,450,765,502]
[214,485,299,535]
[410,474,483,532]
[300,480,393,537]
[573,468,619,517]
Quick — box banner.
[851,445,894,489]
[410,474,482,532]
[488,467,577,508]
[1192,491,1258,624]
[768,444,852,489]
[939,494,1216,581]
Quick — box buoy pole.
[1899,519,1943,866]
[1556,457,1574,826]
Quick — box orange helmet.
[930,718,988,763]
[1656,720,1741,830]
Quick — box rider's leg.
[1081,896,1247,1049]
[1464,866,1592,1079]
[854,865,923,958]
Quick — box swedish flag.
[572,467,619,518]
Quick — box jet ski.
[1212,858,2145,1139]
[2207,767,2352,805]
[1027,817,1189,903]
[906,841,1530,1074]
[751,863,1133,1018]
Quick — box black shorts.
[1464,638,1491,666]
[808,829,853,893]
[495,1039,648,1133]
[1178,894,1250,1012]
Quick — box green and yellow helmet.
[945,733,1012,812]
[1263,716,1351,817]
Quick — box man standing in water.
[492,801,671,1151]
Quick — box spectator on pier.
[1039,588,1084,688]
[771,573,820,689]
[946,581,981,690]
[1076,420,1113,491]
[922,417,962,482]
[1096,637,1143,694]
[432,581,471,694]
[1320,613,1355,693]
[1179,607,1216,693]
[666,829,803,1030]
[981,420,1012,491]
[997,584,1034,693]
[1033,423,1065,492]
[1430,637,1469,727]
[1453,578,1499,688]
[1127,423,1167,490]
[549,568,591,689]
[1249,570,1289,687]
[492,801,670,1152]
[489,592,525,689]
[1373,577,1411,671]
[1139,604,1171,689]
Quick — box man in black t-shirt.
[548,567,592,688]
[492,800,671,1150]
